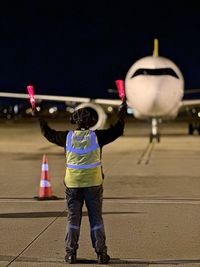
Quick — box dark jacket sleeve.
[96,119,125,147]
[95,100,127,147]
[39,119,68,147]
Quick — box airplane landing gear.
[188,123,200,135]
[149,118,160,143]
[150,133,160,143]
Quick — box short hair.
[70,108,91,126]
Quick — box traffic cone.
[35,154,58,200]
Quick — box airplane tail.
[153,38,159,57]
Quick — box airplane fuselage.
[125,56,184,119]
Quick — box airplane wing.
[181,99,200,107]
[0,92,122,106]
[180,89,200,110]
[0,92,91,103]
[0,91,123,130]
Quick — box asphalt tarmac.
[0,118,200,267]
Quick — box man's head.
[70,108,92,129]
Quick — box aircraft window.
[131,68,179,79]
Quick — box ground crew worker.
[38,100,127,264]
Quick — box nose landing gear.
[188,122,200,135]
[150,118,160,143]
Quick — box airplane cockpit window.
[131,68,179,79]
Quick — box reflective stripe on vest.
[66,162,101,169]
[66,130,101,169]
[66,130,99,154]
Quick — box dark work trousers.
[65,185,107,256]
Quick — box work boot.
[97,252,110,264]
[65,253,77,264]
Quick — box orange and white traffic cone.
[35,154,58,200]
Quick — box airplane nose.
[126,76,183,117]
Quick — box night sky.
[0,1,200,100]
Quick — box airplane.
[0,38,200,142]
[124,39,200,141]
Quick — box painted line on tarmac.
[114,258,200,265]
[137,142,155,165]
[0,197,65,203]
[1,198,200,205]
[5,210,66,267]
[0,199,65,203]
[1,255,200,265]
[104,199,200,204]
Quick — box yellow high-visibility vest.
[64,130,103,188]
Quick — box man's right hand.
[118,99,127,119]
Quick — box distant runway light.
[14,105,19,114]
[107,106,113,112]
[26,108,32,114]
[66,107,75,113]
[49,107,58,114]
[127,107,134,114]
